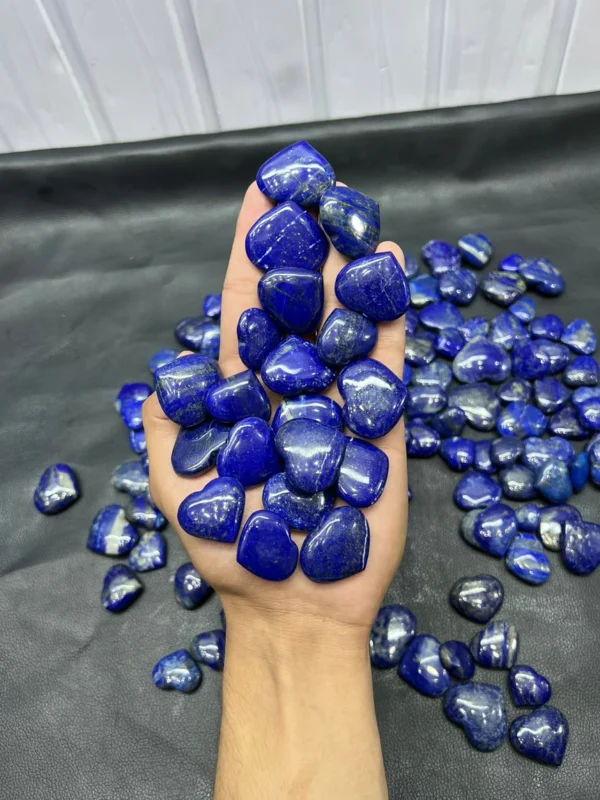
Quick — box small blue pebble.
[338,359,408,439]
[335,251,410,321]
[570,451,589,492]
[470,620,519,669]
[516,503,541,532]
[404,253,419,279]
[509,665,552,707]
[411,360,453,389]
[452,338,511,384]
[439,641,475,680]
[101,564,143,612]
[563,355,599,387]
[126,496,166,531]
[490,437,524,468]
[237,308,282,371]
[175,316,220,357]
[203,293,222,319]
[506,533,551,584]
[457,233,492,267]
[435,328,465,359]
[316,308,377,367]
[127,531,167,572]
[539,504,581,551]
[481,271,526,306]
[519,258,565,297]
[497,378,532,405]
[421,240,461,275]
[533,377,570,415]
[460,503,517,557]
[300,507,369,583]
[115,383,152,430]
[497,401,547,438]
[320,186,380,260]
[449,574,504,623]
[206,369,271,424]
[155,354,221,427]
[398,635,450,697]
[407,385,447,418]
[499,464,537,501]
[191,630,226,671]
[489,312,529,351]
[448,384,499,431]
[152,649,201,693]
[548,404,589,440]
[173,562,212,609]
[128,428,147,456]
[530,314,563,341]
[474,440,496,474]
[535,459,573,504]
[509,707,568,765]
[87,504,138,556]
[258,268,323,334]
[444,682,507,752]
[508,296,536,323]
[499,253,524,272]
[429,407,467,439]
[337,438,389,508]
[458,316,489,341]
[409,275,440,307]
[148,348,178,374]
[561,319,597,354]
[370,605,416,668]
[454,472,502,511]
[237,510,298,582]
[406,422,440,457]
[561,519,600,575]
[217,418,281,488]
[111,460,149,497]
[439,267,478,306]
[171,420,230,477]
[33,463,80,515]
[275,418,347,494]
[440,437,475,471]
[405,332,436,366]
[261,335,334,396]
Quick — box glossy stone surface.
[497,401,547,438]
[516,503,542,532]
[178,477,245,542]
[173,562,212,609]
[335,251,410,321]
[101,564,143,613]
[202,292,221,319]
[262,472,333,532]
[522,436,575,472]
[530,314,563,341]
[458,233,493,267]
[175,316,220,357]
[338,358,407,439]
[191,629,226,671]
[110,460,149,497]
[539,504,581,551]
[469,620,519,669]
[171,421,230,477]
[563,355,599,387]
[490,437,524,468]
[561,520,600,575]
[127,531,167,572]
[481,271,526,306]
[534,377,570,414]
[519,258,565,296]
[430,407,467,438]
[33,463,80,515]
[148,347,178,375]
[452,337,510,384]
[275,418,347,494]
[237,307,282,371]
[237,510,298,582]
[216,418,280,488]
[370,605,417,668]
[548,404,589,439]
[405,332,436,365]
[448,384,499,431]
[509,707,569,766]
[454,472,502,511]
[258,267,323,333]
[535,459,572,504]
[506,533,551,585]
[511,339,551,380]
[300,507,369,583]
[489,311,529,351]
[316,308,377,367]
[152,650,201,693]
[561,318,596,354]
[436,328,465,359]
[440,437,475,471]
[420,301,464,331]
[499,465,537,500]
[271,394,343,433]
[246,200,328,272]
[337,438,388,507]
[87,504,138,556]
[412,361,453,389]
[155,354,221,428]
[460,503,517,557]
[406,422,441,457]
[115,382,152,430]
[570,451,589,492]
[499,253,524,272]
[509,296,536,322]
[126,496,166,531]
[320,186,380,259]
[444,682,507,751]
[408,275,440,307]
[404,307,419,335]
[398,635,451,697]
[439,641,475,680]
[538,338,571,374]
[509,666,552,707]
[474,440,496,474]
[421,240,461,274]
[404,362,413,384]
[261,335,334,395]
[590,439,600,485]
[438,267,477,305]
[449,575,504,623]
[206,369,270,424]
[407,385,447,418]
[256,141,335,206]
[129,428,147,456]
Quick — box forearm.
[215,609,388,800]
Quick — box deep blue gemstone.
[111,460,149,497]
[338,358,408,439]
[563,355,599,387]
[419,301,464,331]
[128,429,147,456]
[519,258,565,296]
[499,253,524,272]
[256,141,335,206]
[337,438,388,507]
[575,393,600,431]
[535,459,573,504]
[246,200,328,271]
[317,308,377,367]
[489,311,529,351]
[152,650,201,693]
[474,440,497,474]
[335,251,410,321]
[481,271,526,306]
[271,394,343,433]
[398,635,450,697]
[87,504,138,556]
[404,307,419,335]
[444,683,507,751]
[405,332,436,366]
[435,328,465,359]
[148,348,178,375]
[171,420,230,477]
[202,293,221,319]
[440,437,475,471]
[509,707,568,766]
[448,384,499,431]
[126,496,166,531]
[458,233,492,267]
[449,574,504,623]
[206,369,270,424]
[506,533,551,584]
[570,451,589,492]
[370,605,416,668]
[320,186,380,259]
[275,418,347,494]
[404,253,419,279]
[470,620,519,668]
[458,316,489,341]
[452,338,511,384]
[33,463,79,515]
[178,477,245,542]
[406,422,440,457]
[572,386,600,410]
[101,565,143,613]
[127,530,167,572]
[490,437,523,468]
[237,308,282,371]
[561,519,600,575]
[262,472,333,531]
[497,378,532,404]
[258,267,323,334]
[404,363,413,385]
[460,503,517,557]
[512,339,550,380]
[530,314,563,341]
[590,439,600,486]
[533,377,570,414]
[509,665,552,707]
[509,296,536,322]
[430,407,467,438]
[411,360,453,389]
[155,354,221,427]
[539,504,581,550]
[538,338,571,374]
[216,418,280,488]
[300,506,369,583]
[175,316,220,357]
[261,335,334,395]
[409,275,440,307]
[500,464,537,500]
[191,629,226,671]
[497,401,547,438]
[237,510,298,581]
[115,383,152,430]
[407,385,447,417]
[522,436,574,472]
[421,239,461,275]
[548,404,589,439]
[173,562,212,609]
[516,503,541,532]
[454,472,502,511]
[439,641,475,680]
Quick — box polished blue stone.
[405,332,436,366]
[421,240,461,275]
[538,338,571,374]
[191,629,226,671]
[173,562,212,609]
[115,382,152,430]
[246,200,328,272]
[217,417,280,488]
[490,437,523,468]
[175,316,220,357]
[258,267,323,334]
[87,504,138,556]
[101,564,143,613]
[535,459,573,504]
[481,271,526,306]
[370,605,416,668]
[570,451,589,492]
[509,666,552,707]
[454,472,502,511]
[530,314,563,341]
[470,620,519,669]
[440,437,475,471]
[499,465,537,500]
[510,707,568,766]
[152,649,201,693]
[452,337,511,384]
[256,141,335,207]
[512,339,550,380]
[458,233,492,267]
[406,421,440,457]
[237,308,282,371]
[128,428,147,456]
[261,335,334,395]
[460,503,517,557]
[429,407,467,438]
[409,275,440,307]
[419,301,464,331]
[403,363,413,384]
[506,533,551,584]
[337,438,388,507]
[572,385,600,410]
[300,506,369,583]
[497,401,547,438]
[474,440,496,474]
[33,463,79,515]
[275,418,347,494]
[206,369,270,424]
[577,397,600,431]
[561,519,600,575]
[449,574,504,623]
[509,296,536,323]
[237,510,298,581]
[171,420,230,476]
[590,439,600,486]
[178,477,245,542]
[271,394,343,434]
[412,360,453,389]
[564,355,599,387]
[407,385,447,417]
[404,253,419,279]
[499,253,524,272]
[539,504,581,551]
[435,328,465,359]
[262,472,333,532]
[533,377,570,414]
[127,530,167,572]
[338,358,408,439]
[497,378,532,404]
[439,641,475,680]
[458,316,489,341]
[489,312,529,351]
[316,308,377,367]
[126,496,166,531]
[202,292,221,319]
[398,635,450,697]
[448,384,499,431]
[516,503,541,532]
[404,307,419,335]
[335,251,410,321]
[548,404,589,439]
[519,258,565,297]
[111,460,149,497]
[155,354,221,428]
[444,682,507,751]
[320,186,380,259]
[148,347,178,375]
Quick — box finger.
[367,240,406,380]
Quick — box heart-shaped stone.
[316,308,378,368]
[535,459,573,504]
[444,682,507,751]
[262,472,333,532]
[469,620,519,668]
[87,504,139,556]
[460,503,517,557]
[237,308,282,371]
[481,271,526,306]
[258,267,323,334]
[519,257,565,296]
[453,471,502,511]
[452,337,511,384]
[111,460,149,497]
[398,634,450,697]
[171,420,230,477]
[127,531,167,572]
[178,477,245,542]
[370,605,416,668]
[422,239,462,273]
[506,533,551,585]
[509,707,569,765]
[448,383,499,430]
[256,140,335,207]
[275,418,347,494]
[152,649,202,693]
[173,562,212,609]
[101,564,143,612]
[126,496,166,531]
[538,504,580,550]
[458,233,492,267]
[217,418,281,488]
[261,335,335,396]
[320,185,380,259]
[449,575,504,623]
[115,382,152,430]
[419,301,464,331]
[509,665,552,707]
[334,251,409,321]
[338,358,407,439]
[206,369,271,423]
[300,507,369,583]
[33,463,80,515]
[561,519,600,575]
[237,510,298,581]
[439,640,475,680]
[337,438,389,507]
[155,353,221,427]
[191,629,226,671]
[272,394,343,433]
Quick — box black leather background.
[1,93,599,800]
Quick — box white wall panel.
[557,0,600,95]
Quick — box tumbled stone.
[316,308,377,367]
[440,437,475,471]
[533,377,570,414]
[202,293,221,319]
[111,460,149,497]
[497,378,532,404]
[409,275,440,307]
[453,337,510,384]
[458,233,493,267]
[421,240,461,275]
[338,358,407,439]
[481,271,526,306]
[148,348,178,375]
[404,307,419,335]
[448,384,499,431]
[474,440,496,474]
[512,339,551,380]
[406,422,440,457]
[530,314,563,341]
[33,463,80,515]
[405,332,436,366]
[115,383,152,430]
[87,505,138,556]
[217,418,280,488]
[261,335,334,396]
[509,296,536,322]
[370,605,416,668]
[207,369,270,424]
[537,338,571,374]
[454,472,502,511]
[469,620,519,668]
[538,504,581,551]
[435,328,465,359]
[509,666,552,707]
[320,186,380,259]
[171,420,230,477]
[563,355,599,387]
[570,451,589,492]
[449,574,504,623]
[191,629,226,671]
[439,641,475,680]
[256,140,335,207]
[237,510,298,581]
[101,564,143,613]
[420,301,464,331]
[458,316,489,341]
[509,707,568,766]
[548,404,589,439]
[335,251,410,321]
[237,308,282,371]
[271,394,343,433]
[535,459,572,504]
[519,257,565,296]
[178,477,245,542]
[412,361,453,389]
[175,316,220,357]
[429,407,467,438]
[173,562,212,609]
[337,438,388,507]
[444,682,507,751]
[561,519,600,575]
[404,253,419,279]
[460,503,517,557]
[398,635,450,697]
[497,401,547,438]
[506,533,551,585]
[499,465,537,500]
[258,267,323,334]
[246,200,328,271]
[275,418,347,494]
[490,437,523,468]
[152,650,201,693]
[128,429,147,456]
[438,267,477,305]
[127,531,167,572]
[516,503,542,532]
[489,311,529,351]
[407,384,447,417]
[300,507,369,582]
[561,318,596,354]
[126,496,166,531]
[155,354,221,428]
[499,253,524,272]
[262,472,333,532]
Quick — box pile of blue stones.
[33,141,600,765]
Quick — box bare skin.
[143,181,408,799]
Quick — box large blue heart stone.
[454,471,502,511]
[509,707,568,765]
[338,358,407,438]
[258,267,323,334]
[33,463,80,515]
[216,418,281,488]
[444,682,507,751]
[206,369,270,424]
[370,605,417,668]
[155,354,221,428]
[237,510,298,581]
[319,186,380,259]
[316,308,377,367]
[398,634,450,697]
[261,335,335,395]
[452,338,511,384]
[275,418,347,494]
[262,472,333,532]
[256,141,335,206]
[271,394,343,433]
[178,477,245,542]
[300,507,370,582]
[237,308,282,371]
[335,251,410,321]
[337,438,389,507]
[171,421,230,477]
